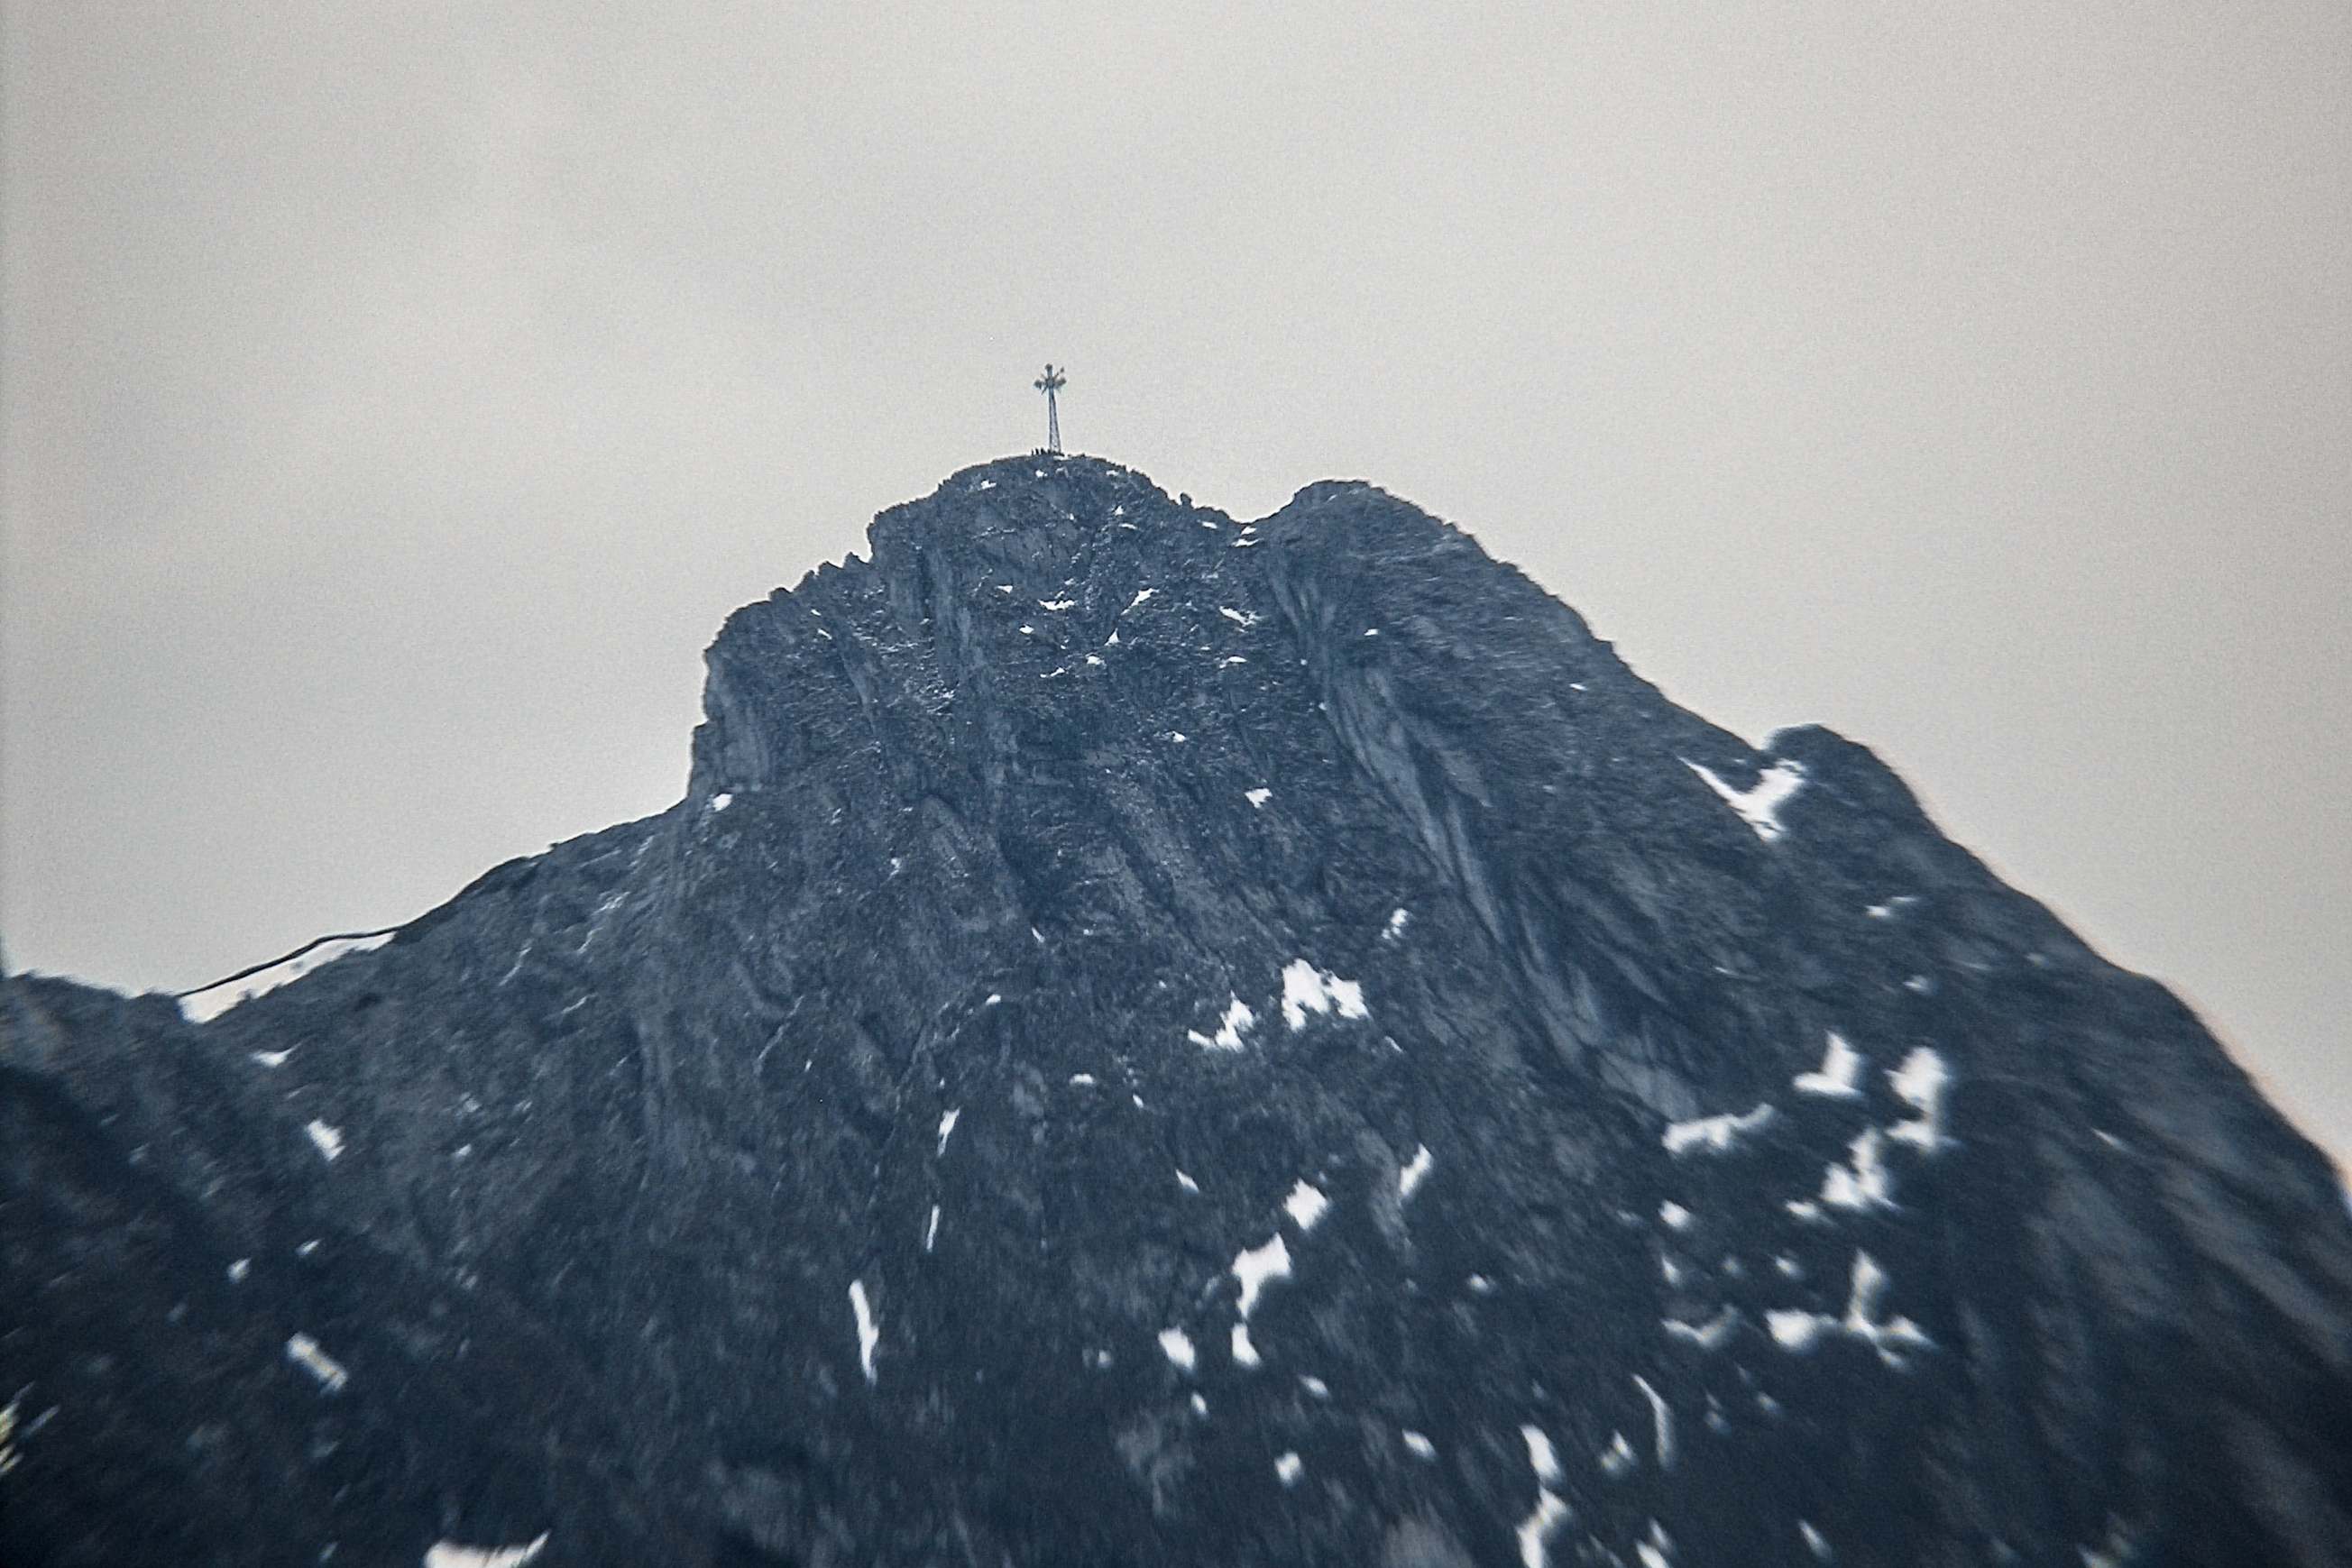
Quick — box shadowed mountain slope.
[7,454,2347,1567]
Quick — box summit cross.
[1034,364,1067,454]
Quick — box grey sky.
[6,4,2347,1156]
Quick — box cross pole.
[1034,363,1067,454]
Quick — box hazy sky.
[6,4,2346,1157]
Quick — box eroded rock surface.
[7,455,2348,1566]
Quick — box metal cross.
[1034,364,1067,454]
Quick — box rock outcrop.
[7,454,2348,1566]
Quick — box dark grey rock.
[5,454,2347,1566]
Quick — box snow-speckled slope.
[6,454,2348,1567]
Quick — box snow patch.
[227,1259,251,1284]
[1821,1126,1895,1211]
[1384,908,1410,940]
[1516,1490,1572,1568]
[1658,1201,1694,1231]
[1283,1180,1330,1233]
[250,1048,295,1068]
[1887,1047,1952,1151]
[1219,606,1260,628]
[424,1536,549,1568]
[1632,1374,1675,1468]
[709,793,733,813]
[848,1279,880,1384]
[1766,1250,1934,1366]
[1662,1306,1742,1351]
[1245,787,1272,809]
[1158,1327,1199,1372]
[1399,1143,1436,1201]
[1521,1424,1563,1483]
[1124,589,1155,613]
[1796,1032,1865,1097]
[1188,996,1258,1051]
[1800,1521,1833,1561]
[180,931,393,1022]
[1069,1073,1097,1087]
[1402,1430,1437,1460]
[1038,598,1076,611]
[1299,1374,1331,1398]
[1684,758,1807,844]
[1279,959,1368,1030]
[306,1121,345,1162]
[1662,1102,1776,1157]
[1599,1431,1637,1476]
[937,1108,961,1157]
[923,1206,941,1253]
[1231,1324,1263,1368]
[285,1334,348,1393]
[1232,1235,1293,1318]
[1176,1169,1200,1194]
[1273,1451,1303,1487]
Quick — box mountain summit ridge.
[6,454,2348,1567]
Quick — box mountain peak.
[7,457,2348,1568]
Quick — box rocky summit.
[5,454,2349,1568]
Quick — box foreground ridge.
[6,454,2348,1568]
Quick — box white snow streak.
[424,1536,550,1568]
[1521,1424,1563,1484]
[1662,1102,1776,1157]
[180,931,393,1022]
[936,1108,962,1157]
[1187,996,1258,1052]
[1765,1250,1935,1365]
[1684,758,1808,844]
[1820,1126,1895,1211]
[1232,1235,1293,1318]
[1399,1144,1437,1201]
[285,1334,348,1393]
[1279,959,1368,1031]
[1516,1490,1572,1568]
[1795,1031,1865,1097]
[1403,1430,1437,1460]
[1887,1047,1952,1151]
[1632,1374,1675,1469]
[848,1279,879,1384]
[1663,1306,1743,1351]
[305,1121,344,1162]
[923,1206,941,1253]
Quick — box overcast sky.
[5,3,2346,1158]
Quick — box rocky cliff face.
[6,454,2348,1568]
